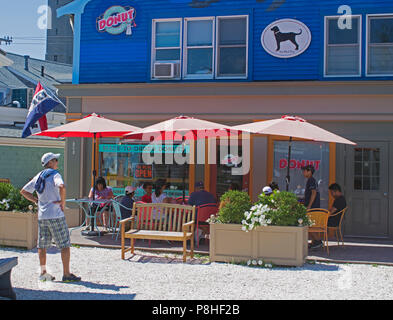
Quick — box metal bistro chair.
[111,199,133,241]
[306,208,330,255]
[327,207,348,247]
[196,203,218,248]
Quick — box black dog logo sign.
[261,19,311,58]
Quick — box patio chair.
[327,207,348,247]
[196,203,218,248]
[306,208,330,255]
[175,196,189,205]
[111,200,133,241]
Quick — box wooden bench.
[120,203,196,262]
[0,257,18,300]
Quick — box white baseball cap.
[41,152,61,167]
[262,186,273,195]
[125,186,136,194]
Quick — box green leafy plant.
[0,182,36,213]
[0,183,14,201]
[215,190,252,224]
[242,191,311,231]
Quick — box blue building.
[58,0,393,239]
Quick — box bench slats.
[122,203,196,262]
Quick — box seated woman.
[88,177,114,229]
[151,180,172,220]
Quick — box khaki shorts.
[38,217,71,249]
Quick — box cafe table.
[66,198,112,237]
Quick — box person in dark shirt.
[188,181,216,207]
[119,186,136,220]
[301,165,320,210]
[328,183,347,227]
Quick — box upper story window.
[367,14,393,76]
[152,15,248,80]
[324,16,361,77]
[216,16,248,78]
[152,19,182,79]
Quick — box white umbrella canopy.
[233,115,356,191]
[122,115,235,141]
[233,115,356,145]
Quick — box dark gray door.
[344,142,389,238]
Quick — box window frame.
[366,13,393,77]
[183,16,215,80]
[215,15,249,80]
[151,18,183,80]
[324,15,362,78]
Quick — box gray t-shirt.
[22,171,65,220]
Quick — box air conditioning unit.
[153,62,180,79]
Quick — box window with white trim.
[152,19,182,79]
[152,15,248,80]
[216,16,248,78]
[368,15,393,75]
[325,16,361,76]
[184,17,214,78]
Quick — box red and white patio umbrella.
[233,115,356,191]
[123,115,234,141]
[123,115,237,202]
[34,113,141,234]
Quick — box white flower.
[266,219,272,225]
[298,218,303,225]
[241,225,247,231]
[258,260,263,265]
[252,260,257,265]
[265,263,273,268]
[28,205,33,211]
[247,260,251,266]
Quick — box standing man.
[301,165,320,210]
[20,153,81,282]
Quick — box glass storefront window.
[99,140,190,200]
[273,141,330,208]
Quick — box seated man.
[119,186,136,220]
[188,181,216,241]
[309,183,347,249]
[327,183,347,228]
[188,181,216,208]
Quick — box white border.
[183,16,215,80]
[366,13,393,77]
[151,18,183,80]
[324,15,362,78]
[215,15,249,79]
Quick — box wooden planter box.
[0,211,38,250]
[210,223,308,267]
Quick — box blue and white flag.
[21,82,61,138]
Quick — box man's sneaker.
[62,273,81,283]
[39,272,55,282]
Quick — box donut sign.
[261,19,311,58]
[97,5,137,36]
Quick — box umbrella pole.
[286,137,293,192]
[92,133,97,231]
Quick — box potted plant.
[0,183,38,250]
[209,190,312,267]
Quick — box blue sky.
[0,0,48,59]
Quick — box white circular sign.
[261,19,312,58]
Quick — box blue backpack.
[34,169,59,194]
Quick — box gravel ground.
[1,246,392,300]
